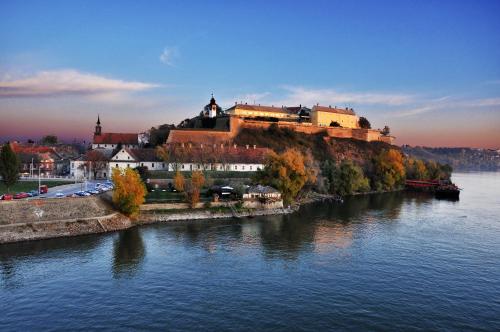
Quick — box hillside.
[402,146,500,171]
[234,125,394,166]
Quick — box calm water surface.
[1,172,499,331]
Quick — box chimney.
[253,145,256,149]
[200,143,203,149]
[233,144,237,149]
[246,144,249,149]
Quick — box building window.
[242,165,245,170]
[104,144,107,148]
[182,164,185,170]
[141,163,144,167]
[250,166,252,170]
[128,156,130,160]
[235,165,238,170]
[115,164,118,167]
[127,164,130,168]
[152,163,155,168]
[162,163,165,168]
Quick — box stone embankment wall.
[0,196,131,244]
[140,207,291,224]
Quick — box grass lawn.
[145,189,211,203]
[0,180,74,195]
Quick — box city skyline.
[1,0,499,148]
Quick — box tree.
[173,170,185,192]
[323,161,370,196]
[185,170,205,208]
[254,148,316,204]
[134,166,150,184]
[0,143,20,192]
[330,121,341,127]
[111,168,147,217]
[371,149,406,191]
[40,135,58,145]
[149,124,175,146]
[358,117,371,129]
[382,126,391,136]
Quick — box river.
[1,172,499,331]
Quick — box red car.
[1,194,13,201]
[14,192,29,199]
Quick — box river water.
[1,172,499,331]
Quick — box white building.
[70,144,269,180]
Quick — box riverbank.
[0,196,291,244]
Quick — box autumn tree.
[0,143,20,192]
[185,170,205,208]
[111,168,147,217]
[371,149,406,191]
[254,148,316,204]
[173,170,185,192]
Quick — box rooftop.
[93,133,138,145]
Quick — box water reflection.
[0,235,103,288]
[112,227,145,278]
[161,193,434,259]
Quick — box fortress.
[167,96,394,145]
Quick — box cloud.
[0,69,160,98]
[277,86,415,107]
[159,47,179,66]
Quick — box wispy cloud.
[0,69,160,98]
[159,46,179,66]
[278,86,416,106]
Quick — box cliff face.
[234,126,394,166]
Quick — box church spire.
[95,115,102,136]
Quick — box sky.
[1,0,499,148]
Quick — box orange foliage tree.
[185,170,205,208]
[372,149,406,191]
[111,167,147,217]
[254,148,316,204]
[173,171,185,192]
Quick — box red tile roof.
[312,105,356,115]
[165,145,271,164]
[93,133,138,144]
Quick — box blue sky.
[1,0,499,147]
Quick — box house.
[310,105,359,128]
[10,142,63,177]
[91,115,143,149]
[242,185,281,201]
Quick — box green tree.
[40,135,58,145]
[358,117,371,129]
[330,121,341,127]
[321,160,370,196]
[0,143,20,192]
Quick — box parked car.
[55,192,65,198]
[29,190,39,197]
[39,185,48,194]
[14,192,29,199]
[88,189,100,195]
[1,194,13,201]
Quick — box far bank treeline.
[236,125,452,203]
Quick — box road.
[40,180,109,198]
